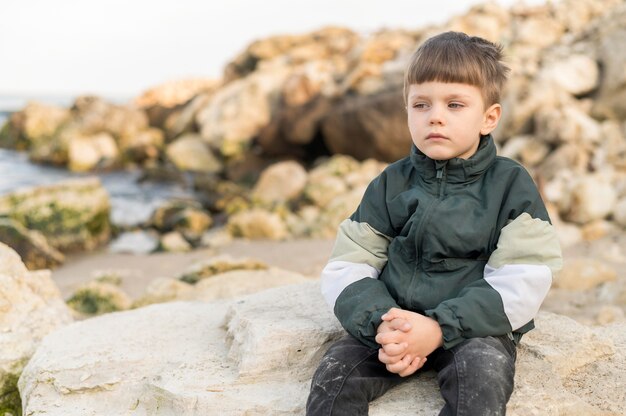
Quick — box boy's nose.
[429,110,444,125]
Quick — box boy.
[306,31,562,415]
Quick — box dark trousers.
[306,334,516,416]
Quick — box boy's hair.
[404,31,510,108]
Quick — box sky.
[0,0,546,100]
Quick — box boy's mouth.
[426,133,448,140]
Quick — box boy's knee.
[310,335,378,391]
[453,336,516,383]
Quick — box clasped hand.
[375,308,444,377]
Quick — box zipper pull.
[436,168,443,179]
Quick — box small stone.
[159,231,192,252]
[555,222,583,249]
[227,209,288,240]
[566,175,617,224]
[614,198,626,227]
[66,281,132,316]
[252,160,308,204]
[581,220,616,241]
[109,231,159,254]
[596,306,625,325]
[165,134,222,173]
[68,132,119,172]
[178,256,268,285]
[554,258,617,291]
[150,200,213,241]
[199,227,233,249]
[304,175,347,208]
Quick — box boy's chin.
[421,149,456,161]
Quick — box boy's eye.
[412,103,428,109]
[448,102,464,109]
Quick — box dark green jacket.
[320,135,562,349]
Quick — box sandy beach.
[51,238,335,299]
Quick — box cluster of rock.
[225,155,386,239]
[2,0,626,249]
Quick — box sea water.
[0,148,197,228]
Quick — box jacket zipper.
[409,164,447,306]
[436,165,447,198]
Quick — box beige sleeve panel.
[328,219,392,271]
[487,212,563,273]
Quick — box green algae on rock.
[0,177,111,252]
[0,373,23,416]
[66,281,132,316]
[0,217,65,270]
[178,256,268,284]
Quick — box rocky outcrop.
[0,96,164,170]
[0,243,73,415]
[2,0,626,242]
[0,178,111,258]
[18,282,626,415]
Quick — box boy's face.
[406,82,501,161]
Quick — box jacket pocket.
[423,257,486,274]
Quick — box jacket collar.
[409,134,496,183]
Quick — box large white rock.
[0,243,73,412]
[18,281,626,415]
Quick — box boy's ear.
[480,104,502,135]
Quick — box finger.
[386,354,413,374]
[399,356,423,377]
[415,357,428,371]
[375,330,402,345]
[387,318,412,332]
[381,342,408,357]
[381,307,402,321]
[378,348,403,365]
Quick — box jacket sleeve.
[321,171,399,349]
[425,169,563,349]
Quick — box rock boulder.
[0,243,73,414]
[18,282,626,415]
[0,178,111,253]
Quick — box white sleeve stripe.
[484,263,552,331]
[320,260,380,309]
